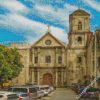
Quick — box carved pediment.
[31,32,65,47]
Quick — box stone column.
[24,50,30,84]
[34,69,37,84]
[63,69,66,85]
[38,48,41,66]
[55,48,58,64]
[32,69,35,84]
[62,48,65,65]
[37,69,40,85]
[82,54,86,76]
[32,49,34,64]
[55,69,58,87]
[61,68,64,86]
[62,48,65,86]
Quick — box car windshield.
[8,88,12,91]
[7,94,18,99]
[35,87,39,90]
[29,88,37,93]
[40,87,49,90]
[0,95,3,98]
[13,88,27,93]
[40,87,45,90]
[45,87,49,89]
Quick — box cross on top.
[47,25,51,33]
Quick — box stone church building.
[9,9,93,87]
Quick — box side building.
[95,29,100,78]
[87,29,100,86]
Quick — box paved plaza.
[39,88,77,100]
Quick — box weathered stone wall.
[31,47,66,67]
[67,49,86,84]
[9,43,30,85]
[70,15,90,33]
[8,9,97,87]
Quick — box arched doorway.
[43,73,53,86]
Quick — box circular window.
[45,40,51,45]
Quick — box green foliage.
[0,44,23,81]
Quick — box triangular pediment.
[31,32,65,47]
[70,9,90,16]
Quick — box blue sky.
[0,0,100,45]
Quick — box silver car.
[9,86,38,99]
[0,91,19,100]
[34,85,51,96]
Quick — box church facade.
[9,9,95,87]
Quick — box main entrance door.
[43,73,53,86]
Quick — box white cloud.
[82,0,100,12]
[0,13,67,43]
[64,3,78,11]
[0,0,29,14]
[0,0,80,44]
[34,4,67,27]
[50,26,67,43]
[32,2,78,28]
[0,1,76,43]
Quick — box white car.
[36,89,44,98]
[9,86,38,99]
[49,86,54,92]
[0,91,19,100]
[35,85,51,96]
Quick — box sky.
[0,0,100,45]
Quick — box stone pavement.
[39,88,78,100]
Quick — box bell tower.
[67,9,91,84]
[69,9,90,33]
[68,9,90,47]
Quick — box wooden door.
[43,73,53,86]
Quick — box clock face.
[45,40,51,45]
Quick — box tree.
[0,44,23,82]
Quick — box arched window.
[77,56,82,63]
[78,21,82,30]
[77,36,82,44]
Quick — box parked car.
[49,86,54,92]
[20,85,45,98]
[8,86,38,100]
[34,85,51,96]
[41,85,51,93]
[34,86,45,98]
[0,91,19,100]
